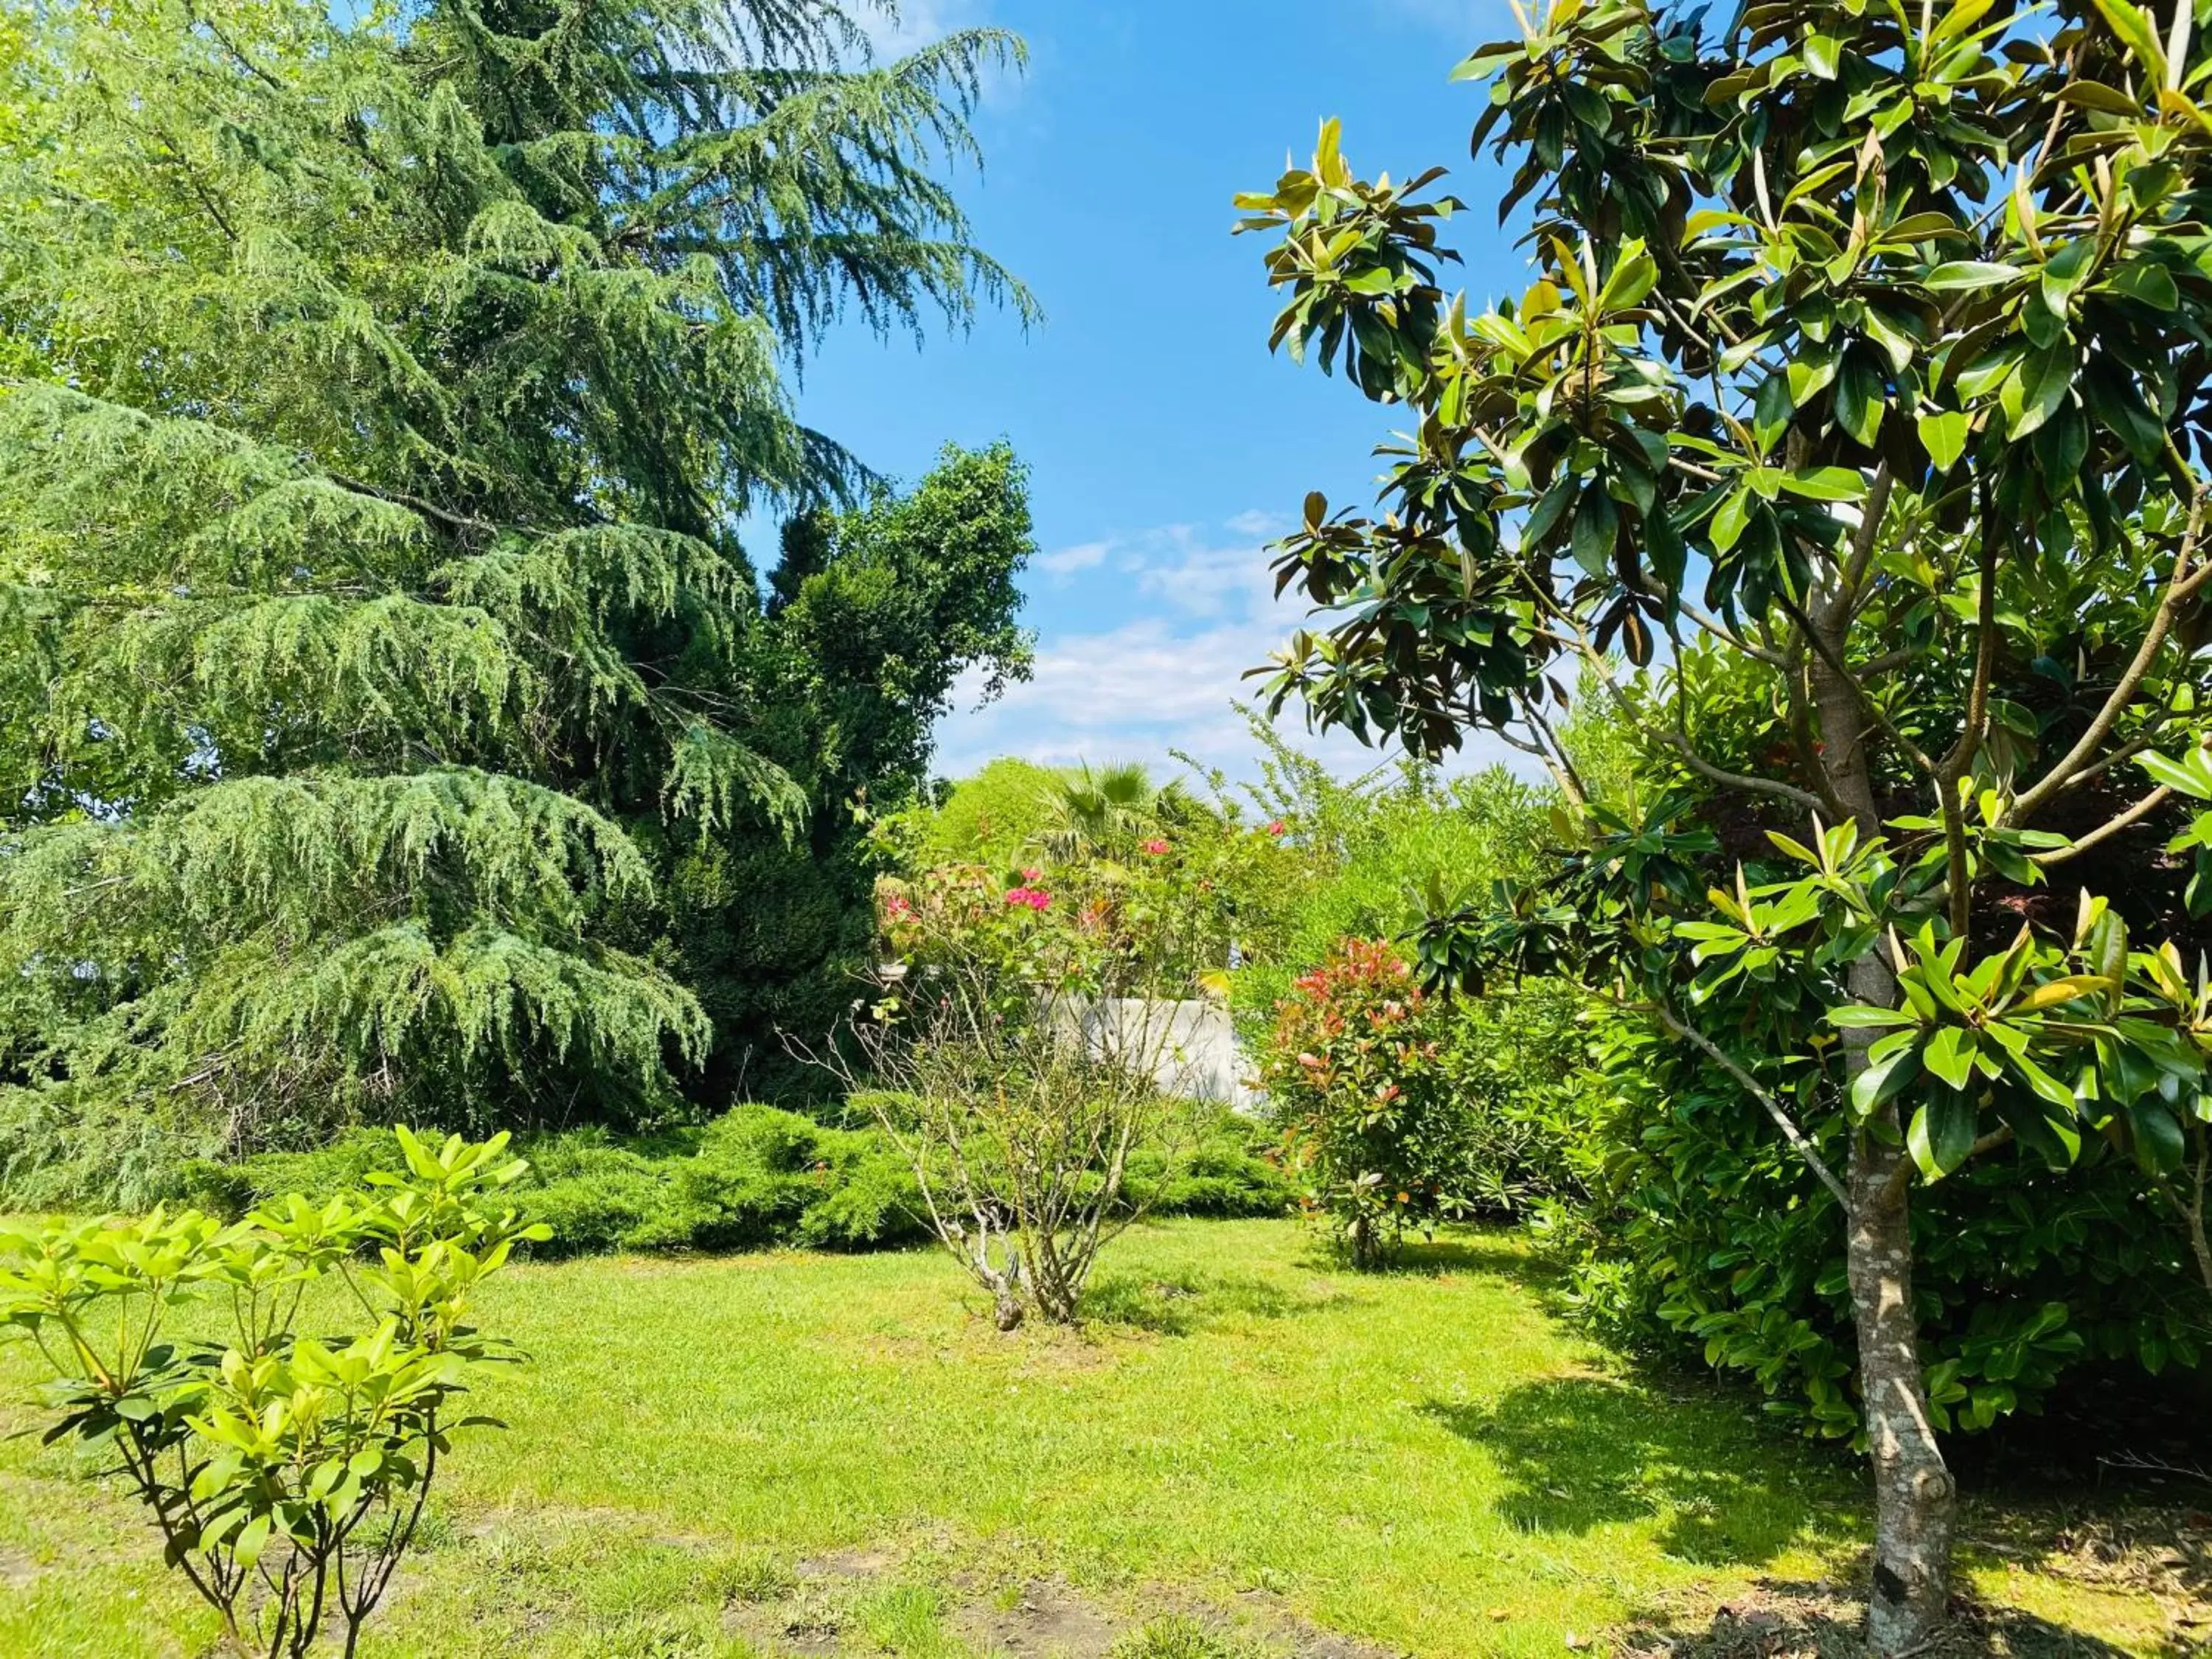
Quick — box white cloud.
[934,510,1533,784]
[1133,533,1275,620]
[1225,508,1290,539]
[1034,539,1111,577]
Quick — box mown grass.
[0,1220,2188,1657]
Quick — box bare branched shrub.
[796,851,1242,1328]
[843,960,1197,1327]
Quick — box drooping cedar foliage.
[0,0,1034,1201]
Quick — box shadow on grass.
[1080,1267,1360,1335]
[1613,1575,2141,1658]
[1290,1228,1565,1292]
[1420,1376,1848,1568]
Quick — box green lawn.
[0,1220,2188,1658]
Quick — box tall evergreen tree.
[0,0,1033,1200]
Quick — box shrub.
[0,1127,541,1659]
[182,1105,1290,1260]
[1257,938,1582,1266]
[187,1108,928,1258]
[1131,1110,1295,1218]
[846,1009,1189,1329]
[1429,976,1591,1215]
[1258,939,1464,1267]
[840,858,1244,1328]
[886,757,1068,869]
[1543,1017,2204,1440]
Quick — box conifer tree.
[0,0,1032,1199]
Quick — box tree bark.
[1846,961,1956,1653]
[1809,641,1956,1654]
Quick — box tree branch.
[2010,485,2211,826]
[327,474,498,540]
[2031,786,2174,866]
[1628,994,1851,1205]
[1531,582,1829,813]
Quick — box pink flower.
[1020,867,1042,883]
[883,894,913,920]
[1142,838,1170,855]
[1267,820,1287,837]
[1029,890,1051,911]
[1004,886,1053,911]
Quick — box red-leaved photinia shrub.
[1259,937,1465,1267]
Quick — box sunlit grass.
[0,1220,2174,1657]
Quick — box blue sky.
[794,1,1536,780]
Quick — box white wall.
[1073,996,1259,1111]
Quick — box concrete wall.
[1071,996,1259,1111]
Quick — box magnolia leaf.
[2011,975,2110,1012]
[1923,261,2021,291]
[1850,1048,1917,1116]
[1924,1026,1977,1090]
[2008,1048,2080,1110]
[1907,1091,1979,1179]
[2138,747,2212,799]
[1776,466,1867,501]
[2132,1101,2188,1174]
[1917,410,1970,472]
[1829,1005,1920,1028]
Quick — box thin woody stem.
[1599,988,1851,1204]
[2011,485,2211,826]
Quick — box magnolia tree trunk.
[1811,650,1956,1652]
[1844,967,1956,1651]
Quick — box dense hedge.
[180,1104,1294,1257]
[1539,1018,2207,1439]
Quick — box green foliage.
[672,443,1038,1104]
[0,1,1035,1169]
[1216,717,1559,1037]
[1258,939,1579,1266]
[0,1127,542,1658]
[894,757,1070,868]
[1131,1112,1295,1220]
[181,1105,1290,1258]
[1035,762,1205,862]
[1550,1017,2202,1441]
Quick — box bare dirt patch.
[797,1546,902,1581]
[0,1546,38,1590]
[721,1540,1400,1659]
[952,1579,1124,1659]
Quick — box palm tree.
[1035,763,1203,861]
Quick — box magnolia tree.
[1240,1,2212,1648]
